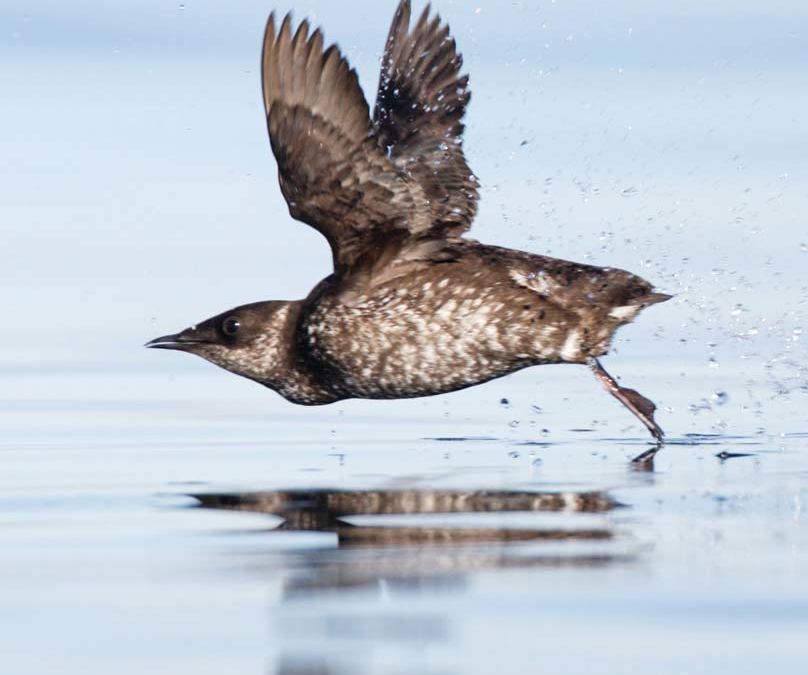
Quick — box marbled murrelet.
[148,0,671,440]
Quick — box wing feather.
[261,4,479,275]
[373,0,479,235]
[262,12,433,272]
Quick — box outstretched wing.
[261,4,479,274]
[262,13,432,272]
[373,0,479,236]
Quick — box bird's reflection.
[193,488,629,675]
[193,488,627,589]
[194,488,618,538]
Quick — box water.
[4,0,808,673]
[2,365,807,674]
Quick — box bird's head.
[146,300,297,383]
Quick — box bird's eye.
[221,316,241,337]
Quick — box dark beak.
[144,332,209,351]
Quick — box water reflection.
[195,488,617,525]
[194,488,629,675]
[193,488,620,558]
[276,657,451,675]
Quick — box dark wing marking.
[262,14,433,272]
[373,0,479,236]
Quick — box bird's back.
[296,241,667,400]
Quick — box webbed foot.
[588,357,665,442]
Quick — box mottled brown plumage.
[148,0,670,442]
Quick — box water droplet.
[708,357,719,369]
[508,420,520,428]
[508,450,520,459]
[500,397,510,407]
[711,390,729,406]
[178,3,185,9]
[730,304,748,316]
[801,243,807,252]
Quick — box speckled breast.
[299,265,566,399]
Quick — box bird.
[147,0,671,443]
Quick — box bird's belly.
[313,328,529,399]
[300,287,560,399]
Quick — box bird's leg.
[588,357,664,443]
[629,445,661,468]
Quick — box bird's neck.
[264,301,340,405]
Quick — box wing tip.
[293,17,310,46]
[395,0,412,21]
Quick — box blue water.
[2,364,807,674]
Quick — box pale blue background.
[2,3,808,674]
[4,1,807,386]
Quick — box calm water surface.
[2,364,807,675]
